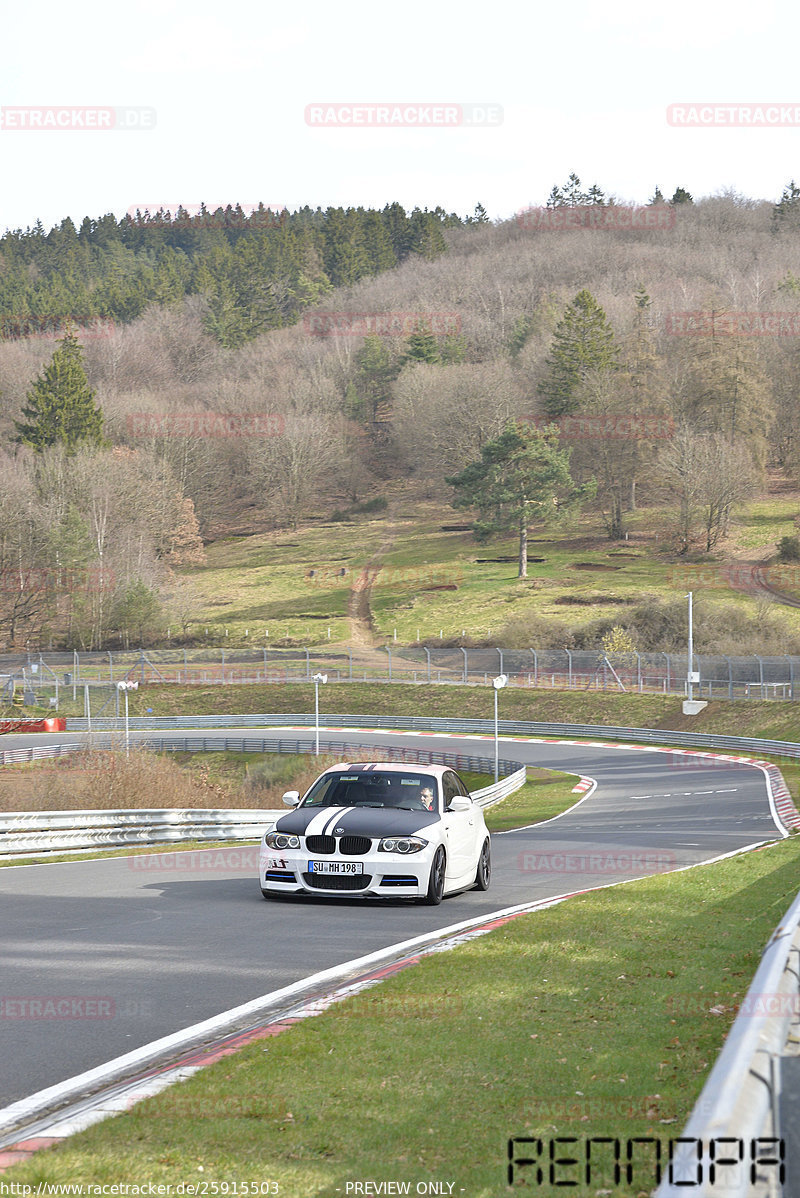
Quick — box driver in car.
[420,786,435,810]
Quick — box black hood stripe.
[276,806,440,838]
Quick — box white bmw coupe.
[259,761,491,904]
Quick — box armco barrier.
[0,738,527,854]
[655,888,800,1197]
[65,711,800,762]
[0,808,278,855]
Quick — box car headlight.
[378,836,428,854]
[265,831,301,850]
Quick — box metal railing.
[4,646,800,701]
[656,889,800,1197]
[0,737,527,854]
[64,711,800,763]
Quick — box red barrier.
[0,718,66,734]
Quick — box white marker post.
[312,673,328,756]
[492,674,508,783]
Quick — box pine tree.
[403,323,441,365]
[354,335,399,422]
[15,331,105,453]
[537,290,618,417]
[773,180,800,228]
[446,422,595,578]
[670,187,693,205]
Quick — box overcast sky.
[3,0,799,232]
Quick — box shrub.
[778,535,800,562]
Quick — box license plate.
[308,860,363,875]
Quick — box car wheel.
[474,839,491,891]
[424,846,446,905]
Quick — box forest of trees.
[2,180,800,649]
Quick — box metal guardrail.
[0,808,279,856]
[0,738,527,854]
[66,712,800,763]
[470,766,527,808]
[655,889,800,1197]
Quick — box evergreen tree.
[354,335,399,422]
[773,180,800,228]
[670,187,693,205]
[649,186,666,205]
[15,331,105,453]
[537,290,618,417]
[545,174,606,208]
[446,423,595,578]
[403,323,441,365]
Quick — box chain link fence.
[1,646,798,701]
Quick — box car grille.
[339,835,371,855]
[264,870,295,882]
[302,872,372,891]
[305,834,371,856]
[379,876,418,887]
[306,835,336,854]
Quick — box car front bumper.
[259,845,434,897]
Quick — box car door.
[440,771,476,881]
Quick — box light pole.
[117,680,138,758]
[687,591,694,703]
[492,674,508,783]
[312,673,327,756]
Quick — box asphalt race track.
[0,727,781,1107]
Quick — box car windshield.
[301,771,439,810]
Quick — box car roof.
[322,761,450,777]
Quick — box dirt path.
[347,534,396,648]
[727,470,800,607]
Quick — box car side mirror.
[282,790,300,807]
[448,795,471,812]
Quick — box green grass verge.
[7,836,798,1196]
